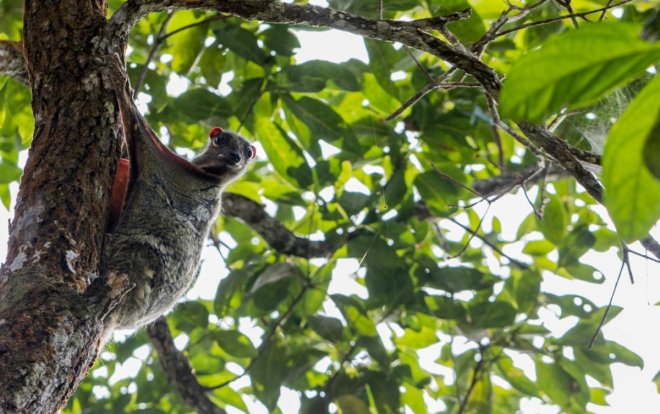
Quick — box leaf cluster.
[1,0,658,413]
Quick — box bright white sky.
[1,17,658,414]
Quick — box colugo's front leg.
[102,61,255,333]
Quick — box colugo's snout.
[227,150,241,166]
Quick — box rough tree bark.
[0,1,123,412]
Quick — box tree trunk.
[0,1,123,412]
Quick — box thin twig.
[438,25,463,50]
[433,165,483,198]
[324,340,360,395]
[447,217,529,269]
[134,14,228,96]
[556,0,580,28]
[626,248,660,264]
[599,0,614,21]
[237,79,266,132]
[486,96,505,167]
[588,250,630,348]
[403,46,433,81]
[448,204,492,259]
[159,14,227,40]
[496,0,633,37]
[384,67,458,120]
[494,120,541,156]
[377,0,383,20]
[623,246,635,284]
[134,11,174,97]
[472,0,548,55]
[457,347,487,414]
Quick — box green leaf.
[0,184,11,209]
[282,60,361,91]
[470,301,517,328]
[424,295,466,319]
[574,349,613,387]
[643,110,660,180]
[365,371,400,414]
[401,384,426,414]
[219,26,266,64]
[537,194,566,245]
[0,159,22,184]
[603,75,660,241]
[231,77,264,121]
[383,166,407,208]
[535,359,573,407]
[423,266,485,293]
[255,121,313,189]
[173,88,231,121]
[653,370,660,393]
[171,301,209,331]
[282,95,343,141]
[212,386,249,412]
[336,395,370,414]
[522,240,554,256]
[213,330,257,359]
[364,39,402,98]
[514,270,540,313]
[166,12,208,75]
[339,191,371,215]
[606,341,644,369]
[199,44,226,87]
[558,224,596,267]
[395,326,438,349]
[558,306,622,345]
[496,356,539,396]
[590,387,610,406]
[249,340,285,410]
[413,171,458,214]
[307,315,345,343]
[262,25,300,56]
[251,263,297,294]
[359,238,415,306]
[501,22,660,122]
[333,295,378,337]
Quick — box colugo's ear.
[209,127,223,138]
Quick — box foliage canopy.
[1,0,659,413]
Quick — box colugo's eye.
[246,145,256,160]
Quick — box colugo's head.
[192,127,256,182]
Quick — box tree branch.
[517,123,660,260]
[517,122,604,201]
[222,193,332,258]
[0,40,28,84]
[133,11,174,97]
[147,318,227,414]
[223,165,564,263]
[109,0,501,97]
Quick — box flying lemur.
[100,64,255,334]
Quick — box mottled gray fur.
[102,69,251,332]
